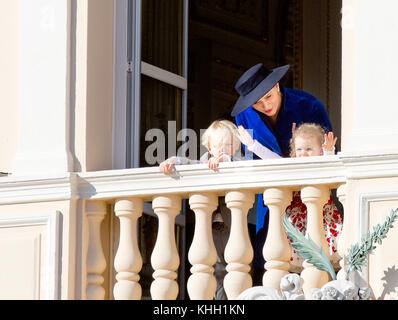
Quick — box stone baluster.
[150,195,181,300]
[187,193,219,300]
[336,184,347,280]
[300,185,330,299]
[262,188,292,289]
[113,197,143,300]
[223,190,255,299]
[85,200,107,300]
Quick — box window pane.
[140,75,182,167]
[141,0,184,76]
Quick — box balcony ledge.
[0,151,397,204]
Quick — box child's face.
[209,135,235,158]
[294,135,323,157]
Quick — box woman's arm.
[248,140,283,159]
[237,126,282,160]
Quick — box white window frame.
[113,0,188,169]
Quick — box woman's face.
[252,83,282,124]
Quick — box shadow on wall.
[379,265,398,300]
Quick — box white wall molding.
[339,151,398,179]
[0,173,79,205]
[0,210,61,299]
[355,188,398,287]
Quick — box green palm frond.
[283,214,336,280]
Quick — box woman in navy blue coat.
[231,63,332,283]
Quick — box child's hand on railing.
[207,156,220,170]
[159,157,177,174]
[207,153,231,170]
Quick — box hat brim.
[231,64,290,117]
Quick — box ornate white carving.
[237,273,305,300]
[311,279,371,300]
[238,274,372,300]
[388,287,398,300]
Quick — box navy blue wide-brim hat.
[231,63,290,116]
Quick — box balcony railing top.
[78,155,345,201]
[1,151,398,204]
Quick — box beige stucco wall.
[0,0,116,300]
[341,0,398,153]
[0,0,115,174]
[0,200,77,299]
[74,0,115,172]
[340,0,355,153]
[0,195,116,300]
[0,0,19,173]
[368,199,398,300]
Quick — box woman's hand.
[323,131,338,151]
[237,125,254,147]
[159,157,176,174]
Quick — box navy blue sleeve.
[309,98,332,132]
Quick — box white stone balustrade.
[262,187,292,289]
[150,195,181,300]
[73,155,353,300]
[187,193,218,300]
[223,190,255,299]
[113,197,143,300]
[85,200,107,300]
[300,185,331,299]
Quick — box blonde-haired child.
[160,120,241,173]
[289,122,337,157]
[159,119,279,299]
[200,119,243,169]
[286,123,343,272]
[159,119,280,173]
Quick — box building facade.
[0,0,398,300]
